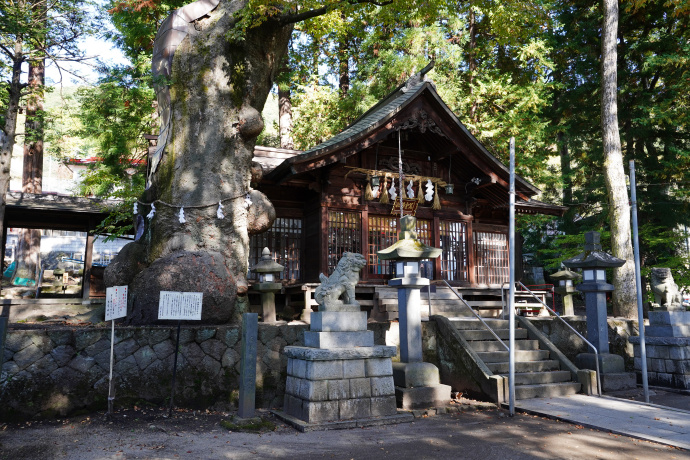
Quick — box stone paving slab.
[513,394,690,451]
[271,409,413,432]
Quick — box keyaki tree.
[104,0,467,324]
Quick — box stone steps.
[455,319,581,400]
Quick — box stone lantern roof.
[562,232,625,269]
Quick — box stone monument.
[279,252,410,430]
[377,215,451,409]
[630,268,690,389]
[563,231,636,391]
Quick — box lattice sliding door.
[474,231,509,285]
[439,221,468,282]
[367,216,397,278]
[327,210,362,275]
[249,217,302,281]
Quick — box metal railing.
[442,280,509,351]
[512,281,602,396]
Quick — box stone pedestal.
[630,311,690,389]
[251,282,282,323]
[574,352,636,392]
[278,305,411,430]
[392,362,451,410]
[390,275,428,363]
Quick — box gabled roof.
[266,76,539,198]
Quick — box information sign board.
[158,291,203,320]
[105,286,128,321]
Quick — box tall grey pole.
[508,137,516,416]
[629,160,649,403]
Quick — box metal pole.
[108,319,115,415]
[629,160,649,403]
[168,320,182,416]
[508,137,516,416]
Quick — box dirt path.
[1,406,688,460]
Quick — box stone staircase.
[451,318,582,400]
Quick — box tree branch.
[279,0,393,25]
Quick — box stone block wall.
[630,337,690,389]
[526,317,638,370]
[0,322,399,421]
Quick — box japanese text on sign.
[391,198,418,216]
[105,286,128,321]
[158,291,203,320]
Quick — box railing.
[513,281,602,397]
[442,280,509,351]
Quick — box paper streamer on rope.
[372,185,380,198]
[178,207,186,224]
[244,193,252,209]
[406,180,415,199]
[379,178,389,204]
[217,201,225,219]
[389,180,397,201]
[425,179,434,201]
[133,202,138,214]
[147,203,156,219]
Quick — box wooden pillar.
[82,219,95,300]
[433,216,441,281]
[320,203,328,276]
[361,208,369,281]
[467,220,476,284]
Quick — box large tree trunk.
[0,42,24,260]
[106,1,291,324]
[13,59,45,287]
[601,0,636,318]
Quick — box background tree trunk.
[601,0,636,318]
[278,71,294,149]
[13,59,45,287]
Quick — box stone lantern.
[562,231,635,390]
[550,267,581,316]
[251,247,284,323]
[377,215,450,409]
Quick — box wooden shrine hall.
[250,71,565,302]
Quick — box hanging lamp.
[445,153,455,194]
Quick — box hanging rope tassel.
[417,178,425,203]
[432,183,441,210]
[364,176,374,201]
[379,177,389,204]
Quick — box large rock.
[125,250,246,325]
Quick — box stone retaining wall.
[0,323,397,421]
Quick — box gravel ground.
[1,404,688,460]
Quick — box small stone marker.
[239,313,258,418]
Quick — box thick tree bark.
[468,9,479,123]
[0,41,25,259]
[601,0,636,318]
[13,59,45,286]
[107,1,292,324]
[278,82,294,149]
